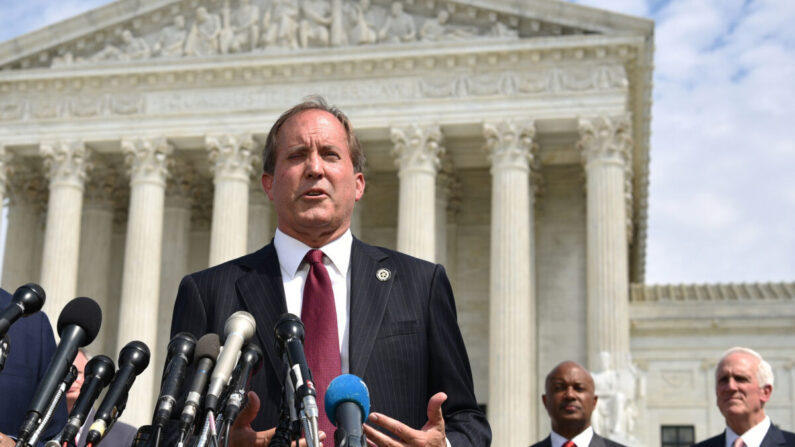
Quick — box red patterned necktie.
[563,441,577,447]
[301,249,341,437]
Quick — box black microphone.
[16,297,101,444]
[86,340,150,445]
[0,283,46,337]
[222,342,264,424]
[178,333,221,442]
[274,313,319,446]
[57,355,115,445]
[152,332,196,428]
[205,311,256,413]
[325,375,370,447]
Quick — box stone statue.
[419,10,477,42]
[299,0,332,48]
[153,15,188,57]
[185,7,222,56]
[347,0,379,45]
[379,2,416,43]
[591,351,645,444]
[91,29,150,62]
[488,15,519,38]
[262,0,300,49]
[223,0,260,53]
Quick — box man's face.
[716,352,772,424]
[262,109,364,244]
[542,362,598,433]
[66,351,88,412]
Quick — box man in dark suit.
[66,350,137,447]
[531,361,625,447]
[171,96,489,446]
[0,287,66,447]
[694,347,795,447]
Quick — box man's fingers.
[363,422,401,447]
[367,412,413,441]
[426,392,447,426]
[233,390,261,429]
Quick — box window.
[661,425,695,447]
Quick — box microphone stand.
[22,365,78,447]
[0,334,8,373]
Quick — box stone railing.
[630,282,795,302]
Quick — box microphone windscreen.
[56,297,102,344]
[325,374,370,426]
[195,333,221,360]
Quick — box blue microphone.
[324,374,370,447]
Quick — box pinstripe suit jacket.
[693,424,795,447]
[530,432,627,447]
[170,238,490,446]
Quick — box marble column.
[435,157,456,268]
[0,145,7,213]
[76,161,117,356]
[117,137,172,426]
[1,161,47,290]
[248,175,272,252]
[155,160,195,403]
[207,133,256,266]
[390,124,444,262]
[39,141,90,330]
[578,115,633,370]
[484,119,538,445]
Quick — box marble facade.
[1,1,792,445]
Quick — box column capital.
[206,133,258,182]
[122,137,173,186]
[84,159,118,209]
[40,140,92,188]
[483,119,536,172]
[6,159,48,209]
[390,124,445,175]
[166,158,198,206]
[578,114,633,167]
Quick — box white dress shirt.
[274,228,352,374]
[550,426,594,447]
[725,416,771,447]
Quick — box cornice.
[630,282,795,302]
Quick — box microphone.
[0,283,46,337]
[325,375,370,447]
[274,313,319,447]
[16,297,101,444]
[152,332,196,428]
[178,333,221,442]
[86,340,150,445]
[57,355,115,445]
[222,342,264,424]
[204,311,256,413]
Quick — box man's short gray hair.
[717,346,774,388]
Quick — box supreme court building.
[1,0,793,445]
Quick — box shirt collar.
[726,416,771,447]
[550,426,594,447]
[273,228,352,278]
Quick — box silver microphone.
[203,311,256,413]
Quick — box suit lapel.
[761,425,786,447]
[235,243,288,383]
[348,239,394,376]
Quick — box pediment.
[0,0,651,70]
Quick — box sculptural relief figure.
[419,10,477,42]
[222,0,260,53]
[299,0,332,48]
[262,0,300,49]
[153,15,188,57]
[347,0,380,45]
[591,351,644,443]
[488,16,519,38]
[91,29,150,62]
[379,2,416,43]
[185,7,222,56]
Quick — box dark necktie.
[563,441,577,447]
[301,249,341,437]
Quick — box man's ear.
[354,172,365,201]
[262,173,274,200]
[760,384,773,403]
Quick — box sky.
[0,0,793,285]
